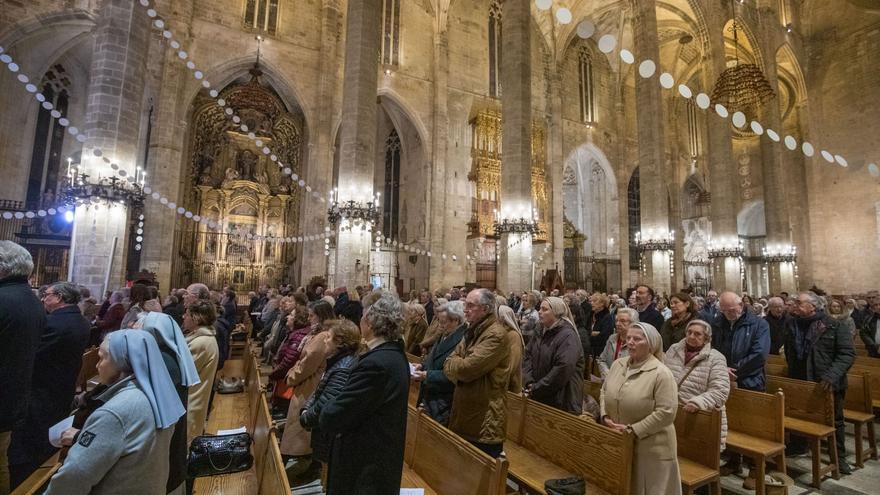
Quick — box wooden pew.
[260,431,291,495]
[725,388,786,495]
[676,407,721,495]
[766,375,839,488]
[852,363,880,411]
[76,346,99,392]
[843,371,878,467]
[406,352,421,408]
[504,392,633,495]
[403,407,508,495]
[10,452,60,495]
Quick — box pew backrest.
[251,393,273,488]
[726,388,785,444]
[260,431,291,495]
[766,375,834,426]
[765,362,787,377]
[247,354,262,429]
[77,347,99,392]
[675,407,721,468]
[767,354,786,367]
[405,405,419,465]
[844,371,873,413]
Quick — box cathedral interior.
[0,0,878,298]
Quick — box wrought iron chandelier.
[60,169,145,209]
[493,217,543,238]
[326,189,381,231]
[711,19,774,111]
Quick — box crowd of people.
[2,234,880,494]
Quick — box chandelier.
[327,189,381,231]
[711,20,774,111]
[635,230,675,252]
[60,165,145,208]
[494,217,543,237]
[708,237,744,259]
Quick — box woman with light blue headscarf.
[141,312,200,494]
[45,330,185,495]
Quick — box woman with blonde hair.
[601,322,681,495]
[403,302,428,356]
[497,305,525,393]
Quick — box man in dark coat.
[784,292,855,474]
[0,241,46,494]
[634,284,665,330]
[858,294,880,358]
[319,291,409,494]
[420,290,434,325]
[9,281,91,487]
[764,297,789,355]
[711,292,770,392]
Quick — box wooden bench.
[10,452,60,495]
[403,406,508,495]
[406,352,421,408]
[725,388,786,495]
[852,363,880,411]
[766,375,839,488]
[843,371,878,467]
[676,407,721,495]
[76,346,99,392]
[504,392,633,495]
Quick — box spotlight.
[64,210,74,223]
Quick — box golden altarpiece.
[467,109,550,287]
[171,68,302,291]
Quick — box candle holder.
[762,245,797,263]
[708,238,745,259]
[60,170,145,209]
[635,230,675,251]
[493,217,543,237]
[327,194,381,231]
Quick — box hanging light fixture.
[711,10,774,111]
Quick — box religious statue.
[222,167,240,188]
[236,150,257,181]
[254,168,269,185]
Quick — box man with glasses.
[9,282,91,488]
[0,241,46,495]
[784,292,855,474]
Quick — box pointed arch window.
[244,0,279,35]
[578,47,596,124]
[383,130,401,239]
[381,0,401,67]
[489,1,503,98]
[627,168,641,270]
[27,65,70,209]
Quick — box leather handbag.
[216,377,244,394]
[187,432,253,478]
[545,476,586,495]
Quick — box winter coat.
[213,315,231,371]
[505,326,525,394]
[96,303,126,336]
[598,334,629,379]
[300,351,358,462]
[403,319,428,357]
[659,312,695,351]
[9,305,90,468]
[522,318,585,415]
[269,324,310,381]
[156,344,188,492]
[858,310,880,357]
[280,330,330,456]
[443,314,511,445]
[784,312,855,391]
[320,341,409,495]
[186,326,219,443]
[600,356,681,495]
[0,276,45,432]
[711,310,770,391]
[588,308,614,358]
[417,324,467,425]
[664,339,730,450]
[638,304,666,333]
[764,313,789,355]
[44,377,174,495]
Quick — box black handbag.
[187,432,254,478]
[545,476,586,495]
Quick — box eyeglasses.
[42,291,59,300]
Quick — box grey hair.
[0,240,34,280]
[473,288,497,313]
[187,283,210,300]
[615,307,639,323]
[687,319,713,339]
[768,296,784,307]
[51,282,82,305]
[364,290,404,341]
[800,291,825,311]
[440,300,465,323]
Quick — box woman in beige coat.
[600,322,681,495]
[665,320,730,450]
[183,301,220,444]
[280,300,334,474]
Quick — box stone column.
[756,22,797,294]
[333,0,382,289]
[548,74,565,289]
[704,9,743,292]
[632,0,672,294]
[141,0,194,291]
[497,0,532,293]
[428,20,454,288]
[301,0,343,285]
[70,0,149,295]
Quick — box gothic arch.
[562,143,619,256]
[737,200,766,237]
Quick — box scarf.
[684,343,703,365]
[794,311,827,361]
[107,330,186,429]
[140,312,201,387]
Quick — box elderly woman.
[600,322,681,495]
[280,300,334,475]
[182,300,219,444]
[497,305,525,393]
[46,330,184,494]
[598,308,639,379]
[121,284,152,329]
[403,302,429,356]
[523,297,585,415]
[660,292,697,351]
[268,302,311,412]
[563,294,591,360]
[319,291,409,494]
[96,290,127,338]
[517,290,541,344]
[141,312,200,494]
[412,301,468,425]
[828,298,857,338]
[588,293,615,359]
[664,320,730,450]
